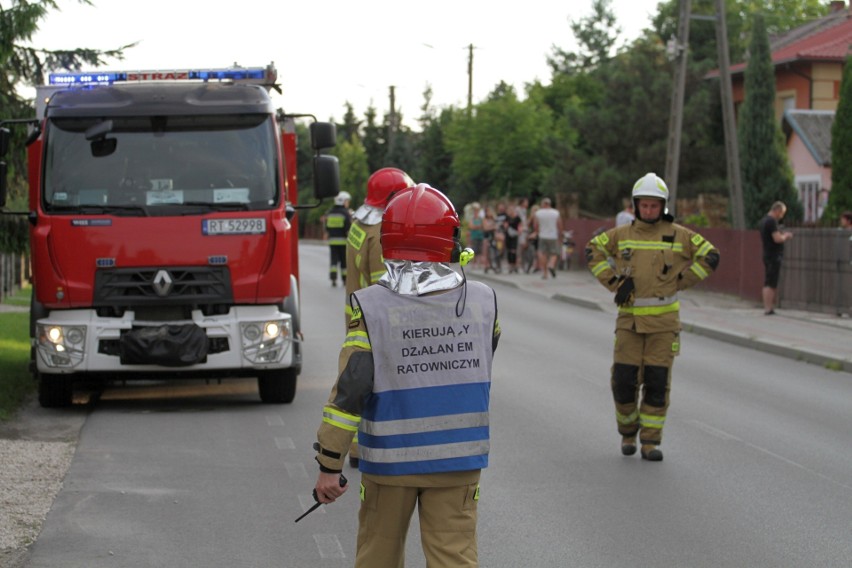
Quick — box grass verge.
[0,287,34,421]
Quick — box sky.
[28,0,663,128]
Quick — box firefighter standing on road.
[323,191,352,287]
[586,173,719,461]
[343,167,414,466]
[313,184,499,567]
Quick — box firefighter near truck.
[0,64,340,408]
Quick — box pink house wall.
[787,133,832,190]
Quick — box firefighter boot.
[641,445,663,461]
[621,435,637,456]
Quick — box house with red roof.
[721,1,850,222]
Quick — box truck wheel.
[38,372,74,408]
[257,368,297,404]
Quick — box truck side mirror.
[309,122,337,151]
[0,127,9,157]
[313,155,340,200]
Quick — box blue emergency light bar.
[48,66,271,86]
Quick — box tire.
[38,372,74,408]
[257,368,297,404]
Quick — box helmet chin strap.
[455,248,474,317]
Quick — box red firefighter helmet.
[381,184,460,262]
[364,167,414,208]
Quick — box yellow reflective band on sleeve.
[690,263,709,280]
[322,406,361,432]
[672,341,680,353]
[595,233,610,246]
[640,413,666,429]
[619,240,684,252]
[369,269,386,284]
[691,233,705,246]
[591,260,611,277]
[695,241,714,258]
[347,224,366,250]
[474,484,480,501]
[343,330,371,350]
[360,482,366,502]
[345,304,353,317]
[618,301,681,316]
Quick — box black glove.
[614,276,635,306]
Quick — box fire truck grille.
[94,267,233,307]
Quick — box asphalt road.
[24,242,852,567]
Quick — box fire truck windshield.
[43,114,278,215]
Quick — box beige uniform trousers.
[612,328,679,445]
[355,475,481,568]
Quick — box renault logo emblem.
[152,270,173,297]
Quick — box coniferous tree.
[737,13,801,227]
[826,55,852,221]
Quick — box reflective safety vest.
[324,205,351,246]
[352,282,496,475]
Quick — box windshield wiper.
[182,201,251,211]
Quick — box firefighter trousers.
[329,244,347,283]
[610,328,679,445]
[355,476,480,568]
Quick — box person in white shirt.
[532,197,563,279]
[615,198,635,226]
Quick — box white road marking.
[314,534,346,559]
[689,420,852,491]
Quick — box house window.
[796,176,822,223]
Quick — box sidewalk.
[469,265,852,375]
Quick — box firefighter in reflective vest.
[313,184,499,567]
[323,191,352,287]
[586,173,719,461]
[343,167,414,467]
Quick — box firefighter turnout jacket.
[345,218,385,325]
[586,215,720,332]
[316,280,500,486]
[324,204,352,246]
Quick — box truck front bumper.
[34,305,294,374]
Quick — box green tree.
[337,134,370,207]
[548,0,621,74]
[445,83,553,206]
[1,0,131,253]
[826,55,852,221]
[415,107,454,191]
[737,13,801,227]
[652,0,829,69]
[361,106,385,173]
[337,103,361,143]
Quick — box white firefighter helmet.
[632,173,669,204]
[334,191,352,206]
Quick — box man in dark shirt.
[758,201,793,315]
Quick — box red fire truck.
[0,64,339,407]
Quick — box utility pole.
[388,85,397,147]
[467,43,474,114]
[665,0,746,229]
[715,0,746,229]
[665,0,692,217]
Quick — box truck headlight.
[241,319,291,364]
[36,324,86,368]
